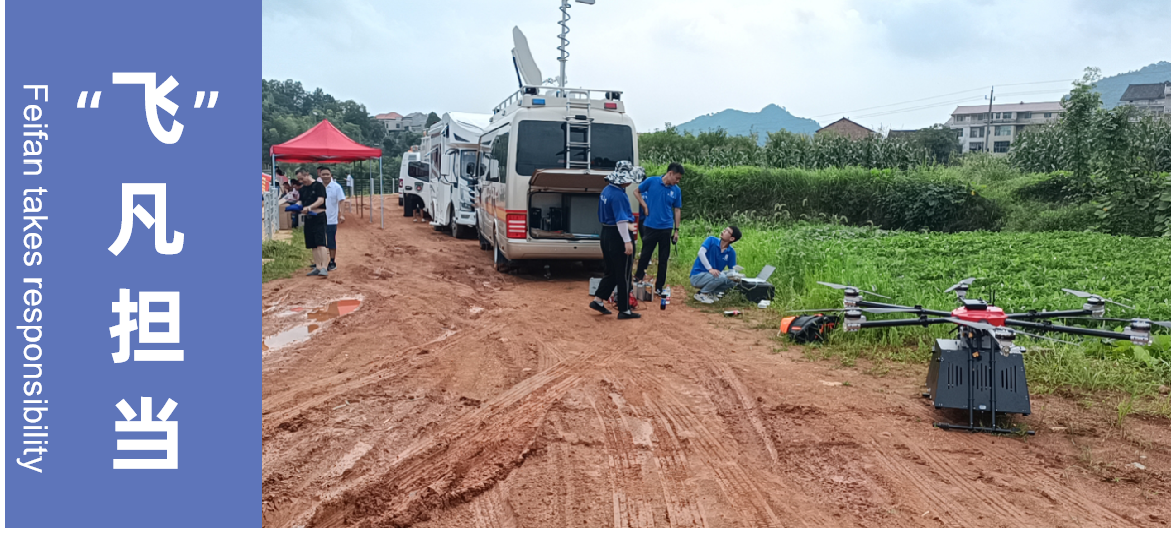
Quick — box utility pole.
[984,86,994,152]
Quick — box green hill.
[674,104,821,145]
[1091,61,1170,108]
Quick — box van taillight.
[506,213,527,239]
[604,102,617,110]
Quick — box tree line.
[261,79,439,176]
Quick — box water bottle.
[661,287,670,310]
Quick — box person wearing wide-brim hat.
[590,161,644,319]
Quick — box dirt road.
[261,201,1170,528]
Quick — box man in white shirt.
[321,166,347,271]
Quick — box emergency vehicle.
[475,86,638,270]
[424,112,491,238]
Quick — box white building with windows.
[945,101,1064,154]
[375,112,404,132]
[1119,81,1170,119]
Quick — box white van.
[424,113,491,238]
[398,149,426,217]
[475,87,638,271]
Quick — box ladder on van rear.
[564,91,592,169]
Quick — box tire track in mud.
[297,347,614,527]
[942,433,1132,525]
[637,371,796,527]
[700,356,780,466]
[593,373,660,528]
[263,322,504,437]
[640,391,708,527]
[864,436,973,527]
[903,440,1023,522]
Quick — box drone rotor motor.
[843,309,866,332]
[1123,319,1152,346]
[1082,296,1106,318]
[842,287,862,308]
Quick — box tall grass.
[664,221,1171,402]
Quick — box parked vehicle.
[476,86,638,271]
[398,148,426,217]
[424,113,491,238]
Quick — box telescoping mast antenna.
[557,0,595,92]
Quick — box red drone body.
[951,305,1007,327]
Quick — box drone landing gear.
[925,336,1034,436]
[934,422,1033,435]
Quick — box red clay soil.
[261,201,1170,528]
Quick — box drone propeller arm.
[859,317,956,329]
[1005,309,1092,320]
[859,301,951,317]
[1004,318,1132,341]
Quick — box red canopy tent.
[269,119,386,226]
[270,119,382,163]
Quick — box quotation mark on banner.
[194,91,219,108]
[114,397,179,470]
[76,90,102,108]
[75,72,220,144]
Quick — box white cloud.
[262,0,1170,132]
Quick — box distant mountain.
[674,104,821,145]
[1091,61,1170,109]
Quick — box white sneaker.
[694,293,715,304]
[715,291,726,300]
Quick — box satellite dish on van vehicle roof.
[512,26,546,87]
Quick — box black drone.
[789,278,1169,435]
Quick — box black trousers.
[595,225,632,312]
[635,226,673,291]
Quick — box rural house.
[815,117,877,140]
[1119,81,1170,119]
[375,112,404,132]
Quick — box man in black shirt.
[298,168,329,277]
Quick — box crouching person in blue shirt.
[590,161,644,320]
[689,225,741,304]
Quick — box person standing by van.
[634,162,684,296]
[299,168,329,277]
[322,166,347,271]
[590,161,644,319]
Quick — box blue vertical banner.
[6,0,259,527]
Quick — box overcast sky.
[262,0,1170,132]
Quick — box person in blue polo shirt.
[689,225,741,304]
[590,161,644,319]
[634,162,684,296]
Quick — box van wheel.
[494,244,511,273]
[478,230,490,250]
[448,209,459,237]
[398,196,403,206]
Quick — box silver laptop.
[740,265,775,285]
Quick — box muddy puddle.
[263,299,362,352]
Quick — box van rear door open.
[527,170,608,240]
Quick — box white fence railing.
[262,186,281,242]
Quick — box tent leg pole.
[269,155,276,241]
[379,156,384,229]
[369,159,373,224]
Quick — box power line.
[850,90,1070,121]
[813,78,1074,120]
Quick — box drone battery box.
[735,281,775,303]
[926,339,1031,415]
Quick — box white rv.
[424,112,491,238]
[475,86,638,271]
